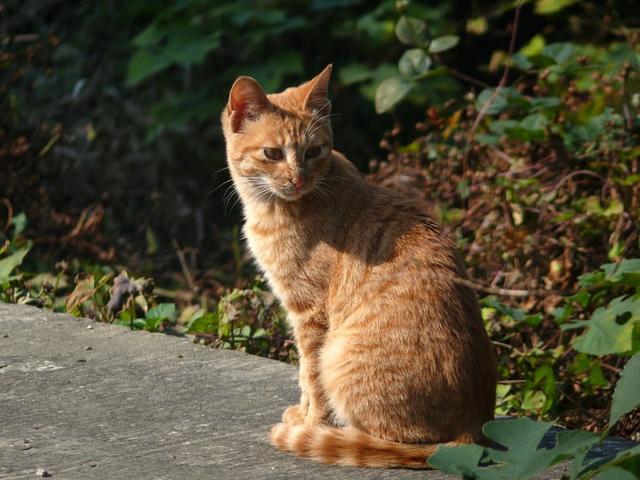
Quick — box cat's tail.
[269,422,440,469]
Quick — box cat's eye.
[263,147,284,161]
[305,146,322,159]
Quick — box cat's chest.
[243,221,333,312]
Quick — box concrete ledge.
[1,303,634,479]
[0,303,445,479]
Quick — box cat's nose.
[292,176,305,190]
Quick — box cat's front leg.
[283,313,330,426]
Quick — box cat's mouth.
[275,187,308,202]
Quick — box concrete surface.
[0,303,634,479]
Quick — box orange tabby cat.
[221,65,497,468]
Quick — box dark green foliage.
[431,354,640,479]
[2,1,640,476]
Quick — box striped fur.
[269,423,438,469]
[221,66,497,469]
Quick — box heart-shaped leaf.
[395,16,427,46]
[610,352,640,427]
[398,49,432,77]
[375,76,413,113]
[429,35,459,53]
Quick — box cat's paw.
[282,404,306,425]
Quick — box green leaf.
[163,28,220,66]
[535,0,579,15]
[564,296,640,356]
[428,35,459,53]
[577,444,640,479]
[429,444,486,475]
[466,17,488,35]
[132,318,146,330]
[480,296,542,326]
[610,353,640,427]
[601,259,640,285]
[338,63,373,86]
[127,49,171,86]
[520,34,546,57]
[528,96,561,111]
[486,419,598,479]
[475,87,520,115]
[395,16,427,46]
[186,312,219,334]
[252,327,266,338]
[11,212,27,237]
[595,467,638,480]
[375,76,413,113]
[398,49,431,77]
[432,418,599,479]
[0,246,30,283]
[144,316,165,332]
[146,303,177,322]
[132,23,164,47]
[542,42,574,64]
[240,325,251,338]
[521,390,547,411]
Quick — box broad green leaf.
[163,28,220,66]
[542,42,574,64]
[429,444,486,475]
[132,318,146,329]
[475,87,521,115]
[480,296,542,326]
[432,418,599,480]
[241,325,251,338]
[186,312,219,334]
[466,17,488,35]
[0,246,30,282]
[528,96,561,110]
[576,443,640,479]
[594,467,638,480]
[395,16,427,46]
[486,420,598,479]
[520,34,546,57]
[127,49,171,85]
[252,327,266,339]
[511,53,534,70]
[375,76,413,113]
[564,296,640,356]
[398,49,431,77]
[146,303,177,322]
[338,63,373,86]
[11,212,27,237]
[144,316,164,332]
[521,390,547,411]
[132,23,164,47]
[601,259,640,285]
[535,0,579,15]
[428,35,459,53]
[610,353,640,427]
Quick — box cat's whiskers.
[310,177,335,208]
[305,112,339,139]
[208,177,235,197]
[304,108,338,137]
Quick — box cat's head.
[221,65,334,202]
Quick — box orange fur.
[221,65,497,469]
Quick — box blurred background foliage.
[2,0,640,445]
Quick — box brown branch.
[468,1,523,137]
[550,169,607,192]
[172,239,196,293]
[0,198,14,233]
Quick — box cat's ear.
[227,76,271,133]
[302,64,332,115]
